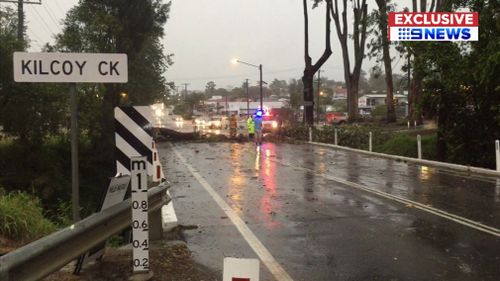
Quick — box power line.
[27,28,44,43]
[50,0,65,16]
[41,2,61,31]
[28,4,57,37]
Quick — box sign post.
[74,175,131,274]
[13,52,128,222]
[130,156,150,274]
[70,83,79,221]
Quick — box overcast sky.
[8,0,414,91]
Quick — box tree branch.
[421,0,427,12]
[430,0,436,12]
[303,0,311,67]
[312,0,333,73]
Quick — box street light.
[233,59,263,111]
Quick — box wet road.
[159,142,500,281]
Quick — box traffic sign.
[13,52,128,83]
[223,257,259,281]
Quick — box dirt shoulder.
[44,240,220,281]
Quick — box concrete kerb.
[309,141,500,178]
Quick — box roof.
[361,94,407,98]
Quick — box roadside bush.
[316,125,393,150]
[374,134,437,160]
[421,134,437,160]
[283,124,309,141]
[0,135,110,224]
[374,134,418,157]
[0,190,57,240]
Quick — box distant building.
[333,87,347,100]
[358,94,408,108]
[358,94,408,116]
[203,99,288,116]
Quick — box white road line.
[172,145,294,281]
[273,159,500,238]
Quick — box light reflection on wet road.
[160,142,500,281]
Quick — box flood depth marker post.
[130,156,150,276]
[13,52,128,222]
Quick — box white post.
[417,134,422,159]
[334,128,338,145]
[309,126,312,142]
[496,140,500,172]
[407,121,410,129]
[369,132,372,152]
[414,120,417,128]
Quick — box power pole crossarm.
[0,0,43,42]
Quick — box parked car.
[325,112,347,125]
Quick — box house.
[333,87,347,100]
[358,94,408,108]
[358,94,408,116]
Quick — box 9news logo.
[388,12,478,41]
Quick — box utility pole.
[0,0,42,42]
[259,64,263,111]
[407,48,411,120]
[17,0,23,40]
[225,93,228,116]
[245,79,249,117]
[316,69,321,124]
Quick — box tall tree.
[368,0,396,122]
[0,7,67,142]
[404,0,451,124]
[418,0,499,168]
[269,79,288,97]
[303,0,333,125]
[205,81,216,97]
[56,0,172,175]
[330,0,369,122]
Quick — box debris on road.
[44,241,219,281]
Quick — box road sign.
[74,175,131,274]
[13,52,128,83]
[223,257,259,281]
[131,156,149,273]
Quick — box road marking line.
[172,145,294,281]
[272,159,500,238]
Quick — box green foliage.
[106,234,126,248]
[284,124,439,162]
[374,134,416,157]
[331,100,347,112]
[1,7,67,142]
[374,133,437,160]
[0,138,71,206]
[403,0,499,168]
[283,124,309,141]
[53,0,174,196]
[0,135,109,221]
[0,190,56,240]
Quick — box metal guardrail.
[310,141,500,177]
[0,182,170,281]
